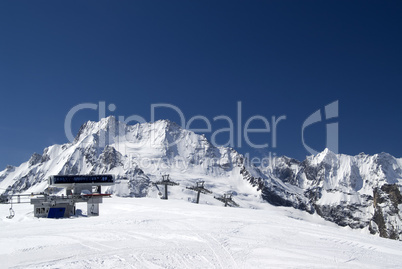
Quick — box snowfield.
[1,197,402,268]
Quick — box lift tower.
[154,174,179,200]
[186,181,212,204]
[214,192,239,207]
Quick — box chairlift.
[153,182,164,198]
[7,208,15,219]
[6,199,15,219]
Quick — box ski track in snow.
[1,197,402,269]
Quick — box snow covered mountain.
[1,116,401,240]
[0,116,265,208]
[261,149,402,240]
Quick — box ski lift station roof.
[48,174,114,188]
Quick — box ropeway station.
[30,174,114,218]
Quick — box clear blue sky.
[0,0,401,168]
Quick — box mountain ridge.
[1,117,401,240]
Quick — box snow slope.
[1,197,402,269]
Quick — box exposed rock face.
[369,184,402,239]
[28,153,42,166]
[98,146,123,170]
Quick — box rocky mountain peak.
[1,118,402,240]
[28,153,42,166]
